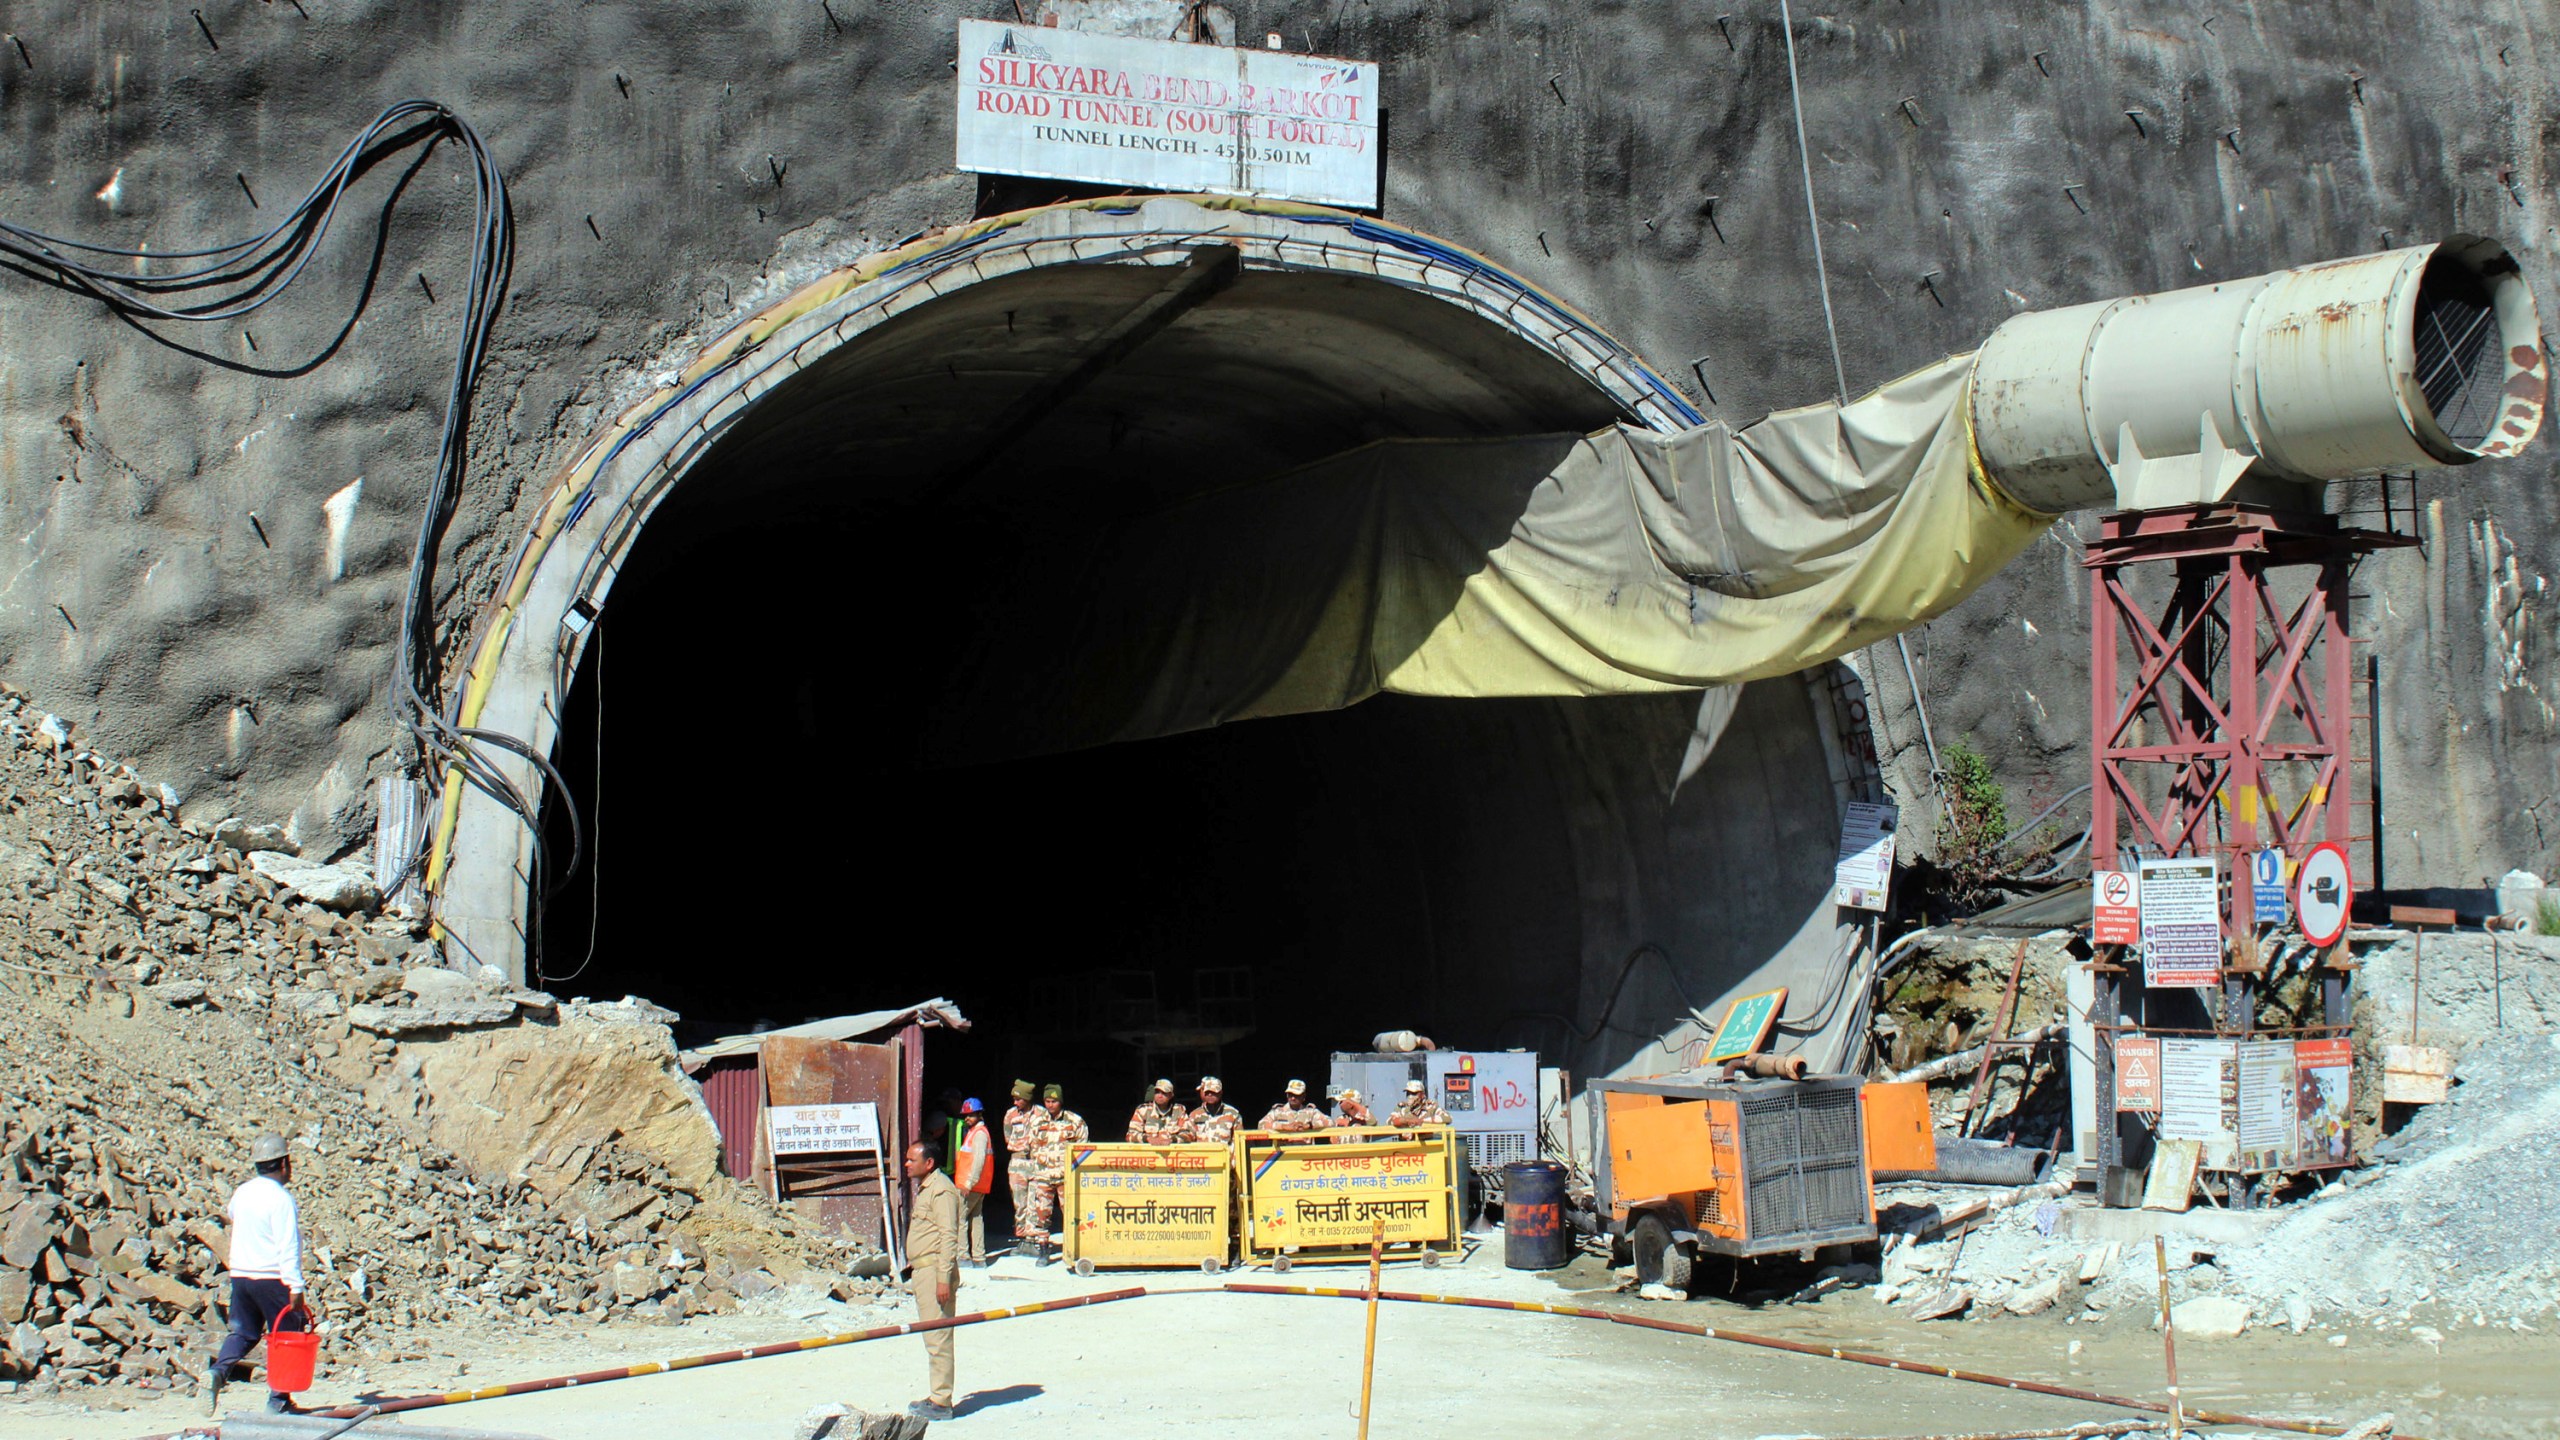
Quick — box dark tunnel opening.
[527,255,1853,1165]
[532,495,1611,1114]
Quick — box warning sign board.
[1832,801,1898,911]
[2293,1037,2353,1168]
[2294,842,2353,948]
[2139,856,2222,987]
[2113,1034,2161,1112]
[2093,870,2140,946]
[767,1102,881,1156]
[2249,848,2290,927]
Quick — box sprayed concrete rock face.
[0,0,2549,895]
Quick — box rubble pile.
[1855,1031,2560,1336]
[0,692,857,1396]
[2216,1030,2560,1328]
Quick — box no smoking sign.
[2093,869,2140,946]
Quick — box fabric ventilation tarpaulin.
[932,354,2052,760]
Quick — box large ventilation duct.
[1969,235,2546,514]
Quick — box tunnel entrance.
[530,246,1645,1106]
[449,200,1864,1134]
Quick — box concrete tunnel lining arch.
[432,194,1873,1080]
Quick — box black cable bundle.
[0,100,579,932]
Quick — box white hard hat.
[249,1134,290,1164]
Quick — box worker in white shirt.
[208,1134,318,1416]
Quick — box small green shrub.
[1934,739,2012,909]
[2537,895,2560,938]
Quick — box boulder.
[246,852,376,912]
[2168,1295,2251,1340]
[348,999,518,1035]
[609,1262,659,1303]
[1906,1285,1973,1321]
[213,818,299,856]
[2004,1273,2065,1315]
[406,1019,721,1197]
[404,966,496,1005]
[0,1200,61,1270]
[149,980,210,1007]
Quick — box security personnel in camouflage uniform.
[1024,1083,1087,1263]
[1257,1078,1332,1134]
[1388,1078,1452,1127]
[1188,1076,1243,1145]
[1125,1078,1194,1144]
[1002,1080,1039,1253]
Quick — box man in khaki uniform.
[903,1140,962,1421]
[1125,1078,1194,1143]
[1389,1078,1452,1127]
[1258,1078,1332,1134]
[1002,1080,1038,1254]
[1188,1076,1243,1145]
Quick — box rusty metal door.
[697,1056,762,1182]
[763,1036,902,1247]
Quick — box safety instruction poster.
[1244,1135,1455,1249]
[1063,1144,1232,1268]
[2156,1038,2240,1170]
[2139,857,2223,987]
[2236,1041,2297,1172]
[2293,1038,2354,1168]
[1833,801,1899,911]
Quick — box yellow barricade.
[1237,1126,1461,1263]
[1061,1143,1234,1270]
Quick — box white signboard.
[769,1102,881,1157]
[2236,1040,2297,1172]
[956,19,1381,208]
[2156,1037,2240,1171]
[2138,856,2222,987]
[1832,801,1899,911]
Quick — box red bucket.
[265,1314,319,1394]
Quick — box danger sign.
[2093,870,2139,946]
[2114,1035,2162,1113]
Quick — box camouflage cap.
[1404,1079,1426,1093]
[1285,1079,1307,1096]
[1152,1077,1175,1094]
[1198,1076,1223,1092]
[1337,1089,1361,1104]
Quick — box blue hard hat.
[962,1097,984,1114]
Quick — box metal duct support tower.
[1966,234,2548,1202]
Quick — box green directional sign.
[1705,987,1787,1064]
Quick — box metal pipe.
[1223,1284,2405,1438]
[1970,235,2545,513]
[1822,1424,2163,1440]
[1896,634,1943,777]
[298,1288,1151,1423]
